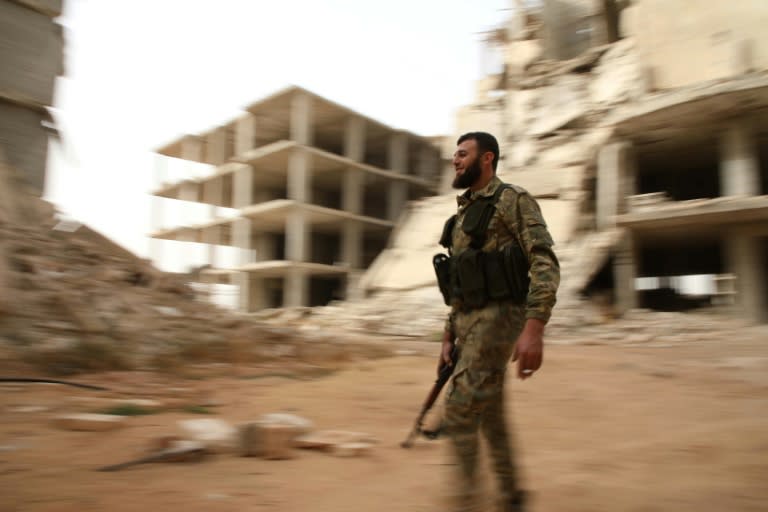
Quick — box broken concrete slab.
[239,422,297,460]
[178,418,237,453]
[332,442,374,458]
[52,413,127,432]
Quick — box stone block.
[0,1,63,106]
[52,413,127,431]
[505,39,543,77]
[178,418,237,453]
[239,422,297,460]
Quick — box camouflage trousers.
[443,301,526,512]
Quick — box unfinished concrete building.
[151,86,441,312]
[0,0,64,195]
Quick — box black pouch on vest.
[433,253,452,306]
[484,251,512,300]
[455,248,487,309]
[461,201,496,248]
[502,243,530,303]
[439,215,457,250]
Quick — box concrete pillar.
[290,91,314,146]
[344,116,366,161]
[726,234,767,323]
[284,268,308,308]
[202,225,220,268]
[234,272,250,312]
[388,132,408,173]
[287,149,311,203]
[232,218,253,266]
[417,144,437,180]
[233,164,253,209]
[387,180,408,221]
[341,220,363,268]
[207,127,227,166]
[203,176,224,220]
[235,113,257,156]
[181,136,204,162]
[342,169,364,214]
[285,209,309,262]
[596,141,636,229]
[614,231,638,314]
[720,121,760,196]
[254,233,277,262]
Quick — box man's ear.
[482,151,494,168]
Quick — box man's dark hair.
[457,132,500,171]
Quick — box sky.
[45,0,510,271]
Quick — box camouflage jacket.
[445,175,560,333]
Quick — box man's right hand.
[437,331,455,376]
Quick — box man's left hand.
[512,318,545,380]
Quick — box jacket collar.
[457,175,503,207]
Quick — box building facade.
[151,86,441,312]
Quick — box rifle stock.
[401,345,459,448]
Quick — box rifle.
[400,344,459,448]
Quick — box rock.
[52,413,127,431]
[178,418,237,453]
[239,422,296,460]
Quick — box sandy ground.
[1,335,767,512]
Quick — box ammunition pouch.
[432,243,530,310]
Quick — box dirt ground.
[1,335,767,512]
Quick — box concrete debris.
[52,413,127,432]
[177,418,237,453]
[332,442,373,458]
[239,422,298,460]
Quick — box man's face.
[452,139,483,189]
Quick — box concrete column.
[178,182,199,242]
[233,164,253,208]
[203,225,220,267]
[388,132,408,173]
[726,234,767,323]
[234,272,250,312]
[387,181,408,221]
[254,233,277,262]
[232,218,253,266]
[287,149,311,204]
[181,136,204,162]
[203,176,224,220]
[235,113,257,156]
[285,209,309,262]
[341,220,363,268]
[720,121,760,196]
[614,231,638,314]
[596,141,636,229]
[342,169,364,214]
[290,91,314,146]
[417,144,437,180]
[344,116,366,161]
[284,268,308,308]
[207,127,227,166]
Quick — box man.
[439,132,559,512]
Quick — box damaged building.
[150,86,442,312]
[365,0,767,326]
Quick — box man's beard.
[452,158,482,189]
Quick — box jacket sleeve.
[502,192,560,323]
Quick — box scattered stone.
[239,422,297,460]
[178,418,237,453]
[52,413,127,432]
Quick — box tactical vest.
[433,183,530,310]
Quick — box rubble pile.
[0,156,388,375]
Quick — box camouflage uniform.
[443,175,559,511]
